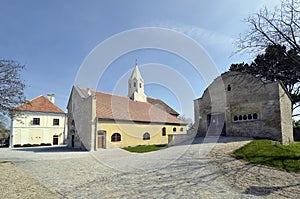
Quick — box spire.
[128,61,147,102]
[130,62,142,80]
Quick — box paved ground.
[1,137,300,198]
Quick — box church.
[194,71,293,145]
[67,64,187,151]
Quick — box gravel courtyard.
[1,137,300,198]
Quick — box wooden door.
[97,130,106,149]
[98,135,103,148]
[53,135,59,145]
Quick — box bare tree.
[237,0,300,55]
[236,0,300,116]
[0,59,26,118]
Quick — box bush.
[40,143,52,146]
[22,143,32,147]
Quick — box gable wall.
[67,87,96,151]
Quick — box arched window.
[238,115,243,120]
[139,83,142,88]
[243,115,247,120]
[248,114,252,120]
[233,115,238,121]
[134,82,136,87]
[162,127,166,136]
[227,84,231,91]
[111,133,121,142]
[143,132,150,140]
[253,113,258,120]
[173,127,177,132]
[180,127,184,132]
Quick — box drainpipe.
[63,113,67,144]
[9,117,13,148]
[94,117,98,151]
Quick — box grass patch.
[233,139,300,173]
[123,144,167,153]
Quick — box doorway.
[97,130,106,149]
[53,135,59,145]
[207,113,226,136]
[71,134,75,147]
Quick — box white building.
[10,94,67,147]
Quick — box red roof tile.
[16,96,65,114]
[147,97,179,116]
[80,89,185,125]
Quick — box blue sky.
[0,0,282,121]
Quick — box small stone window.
[180,127,184,132]
[173,127,177,132]
[227,84,231,91]
[233,115,238,121]
[243,115,247,120]
[143,132,150,140]
[162,127,166,136]
[253,113,258,120]
[111,133,121,142]
[238,115,243,121]
[248,114,252,120]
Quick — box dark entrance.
[53,135,59,145]
[207,113,226,136]
[71,134,75,147]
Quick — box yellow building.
[10,95,67,147]
[67,64,187,151]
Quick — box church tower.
[128,63,147,102]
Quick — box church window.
[139,83,142,88]
[248,114,252,120]
[162,127,166,136]
[111,133,121,142]
[134,82,136,87]
[233,115,238,121]
[253,113,258,120]
[180,127,184,132]
[173,127,177,132]
[227,84,231,91]
[243,115,247,120]
[143,132,150,140]
[238,115,242,121]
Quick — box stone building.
[10,95,67,147]
[67,64,186,151]
[194,71,293,145]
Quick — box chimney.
[87,88,91,96]
[47,94,55,103]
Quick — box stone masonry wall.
[194,72,293,144]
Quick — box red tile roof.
[16,96,65,114]
[80,89,185,125]
[147,97,179,116]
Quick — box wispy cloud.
[149,20,235,53]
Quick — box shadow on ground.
[12,145,86,153]
[243,184,300,196]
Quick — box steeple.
[128,62,147,102]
